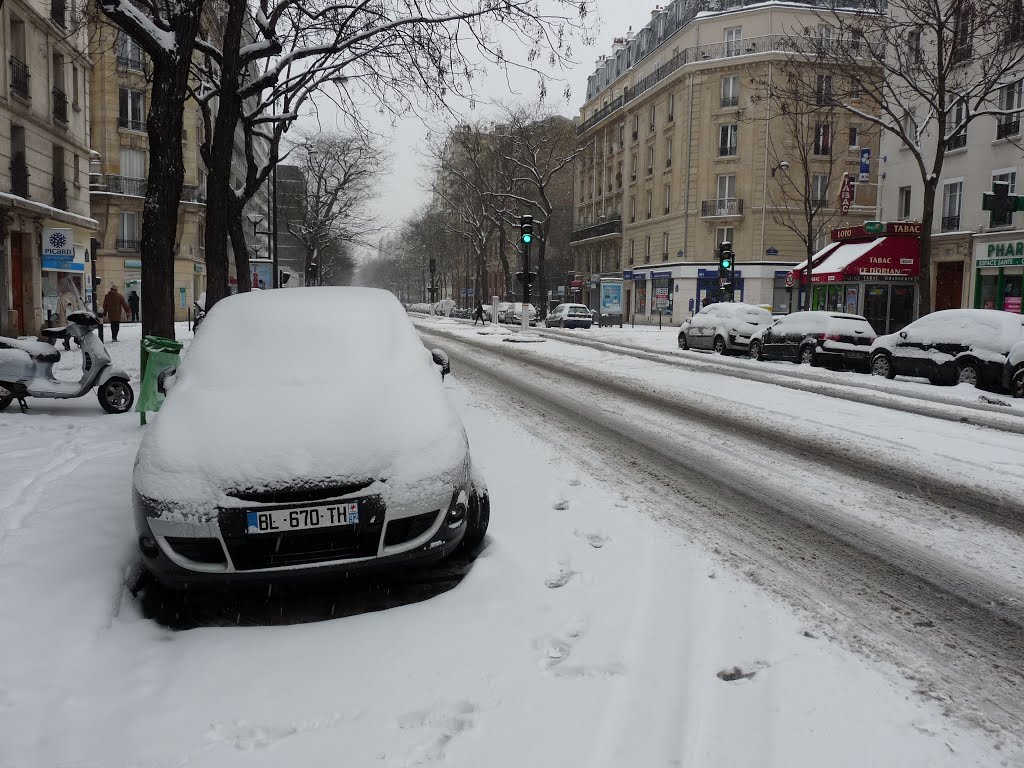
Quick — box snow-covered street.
[0,321,1021,766]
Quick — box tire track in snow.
[434,333,1024,743]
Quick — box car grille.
[226,480,375,504]
[218,496,386,570]
[384,510,440,546]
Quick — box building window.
[813,123,831,155]
[629,239,635,265]
[811,174,829,206]
[901,107,918,139]
[665,137,673,168]
[71,65,80,109]
[908,28,922,63]
[664,183,671,214]
[816,75,833,105]
[646,189,653,218]
[952,4,974,61]
[997,80,1022,139]
[848,126,859,149]
[117,33,145,71]
[645,235,651,263]
[119,88,145,131]
[119,212,140,250]
[632,115,639,141]
[719,124,738,156]
[73,153,80,187]
[898,186,912,219]
[630,196,636,222]
[10,124,27,197]
[991,171,1017,227]
[717,173,737,201]
[724,26,743,57]
[941,180,963,231]
[647,145,654,176]
[715,226,734,246]
[618,122,625,146]
[667,93,675,122]
[649,104,656,131]
[50,0,66,27]
[52,144,65,209]
[662,232,670,261]
[720,75,739,107]
[616,161,623,189]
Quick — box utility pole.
[520,215,533,333]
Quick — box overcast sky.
[299,1,640,248]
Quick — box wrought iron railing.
[118,116,145,131]
[570,218,623,242]
[945,132,967,150]
[10,57,29,99]
[701,198,744,217]
[941,215,961,231]
[52,87,67,123]
[996,119,1020,140]
[116,239,140,252]
[720,95,739,108]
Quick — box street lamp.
[771,160,790,177]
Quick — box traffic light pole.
[521,238,531,334]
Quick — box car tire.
[712,336,727,355]
[956,361,982,388]
[462,490,490,553]
[748,340,762,361]
[798,345,816,366]
[870,352,896,379]
[0,387,13,412]
[98,378,135,414]
[1012,370,1024,398]
[679,333,689,350]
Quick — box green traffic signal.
[523,233,532,244]
[721,257,732,269]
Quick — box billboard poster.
[250,260,273,290]
[859,148,871,182]
[42,228,82,272]
[600,281,623,314]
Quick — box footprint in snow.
[574,530,609,549]
[567,478,582,487]
[545,564,577,589]
[206,720,299,750]
[553,499,570,511]
[397,701,476,766]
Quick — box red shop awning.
[789,237,920,284]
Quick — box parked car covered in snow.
[504,302,537,325]
[1005,340,1024,397]
[132,287,489,588]
[545,303,593,329]
[496,302,513,322]
[869,309,1024,389]
[748,311,876,369]
[678,302,773,354]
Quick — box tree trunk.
[918,180,938,317]
[203,0,247,309]
[228,194,251,291]
[804,222,814,312]
[498,224,512,298]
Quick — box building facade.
[87,21,207,322]
[571,0,879,324]
[0,0,97,336]
[879,75,1024,315]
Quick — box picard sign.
[831,222,923,241]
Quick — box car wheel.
[798,345,816,365]
[1012,370,1024,398]
[956,361,982,388]
[0,386,13,412]
[97,378,135,414]
[462,490,490,553]
[712,336,727,355]
[748,341,762,361]
[679,334,689,350]
[870,352,896,379]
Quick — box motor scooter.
[0,310,135,413]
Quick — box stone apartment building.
[0,0,97,336]
[571,0,879,324]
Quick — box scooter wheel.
[0,387,13,412]
[98,378,135,414]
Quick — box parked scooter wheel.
[98,378,135,414]
[0,386,12,412]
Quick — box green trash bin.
[138,335,184,424]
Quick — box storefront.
[972,238,1024,313]
[789,222,921,335]
[40,226,95,325]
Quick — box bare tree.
[749,63,873,310]
[807,0,1024,314]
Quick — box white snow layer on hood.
[133,288,469,516]
[874,309,1024,352]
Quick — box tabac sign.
[831,221,922,241]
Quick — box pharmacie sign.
[978,239,1024,267]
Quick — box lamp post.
[770,160,790,177]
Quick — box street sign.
[785,272,796,288]
[863,220,884,234]
[859,148,871,182]
[839,175,853,214]
[765,247,779,256]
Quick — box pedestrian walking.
[473,301,485,325]
[128,290,140,323]
[102,285,131,342]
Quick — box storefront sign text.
[41,228,82,272]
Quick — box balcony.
[945,132,967,151]
[701,198,744,217]
[98,175,147,196]
[52,179,66,210]
[996,119,1020,140]
[570,218,623,243]
[52,87,68,124]
[11,160,28,197]
[10,57,29,100]
[116,239,140,252]
[720,95,739,108]
[941,215,961,231]
[118,116,145,132]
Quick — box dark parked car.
[545,303,593,329]
[748,311,876,369]
[1005,340,1024,397]
[870,309,1024,389]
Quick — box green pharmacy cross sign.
[982,182,1024,220]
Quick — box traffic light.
[515,271,537,284]
[718,241,735,280]
[520,215,534,245]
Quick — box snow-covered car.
[504,302,537,325]
[545,303,593,329]
[748,311,876,369]
[678,302,773,354]
[1005,340,1024,397]
[869,309,1024,389]
[132,287,489,588]
[496,302,513,322]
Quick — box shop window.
[979,273,999,309]
[635,279,647,314]
[1003,273,1022,312]
[772,274,790,313]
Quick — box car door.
[891,315,939,378]
[690,307,717,349]
[548,305,563,327]
[760,318,786,360]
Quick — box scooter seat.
[0,337,61,363]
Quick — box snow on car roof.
[896,309,1024,351]
[134,287,469,513]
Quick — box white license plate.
[246,503,359,535]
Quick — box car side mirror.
[899,331,908,339]
[431,349,451,381]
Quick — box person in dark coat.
[102,285,131,341]
[128,290,140,323]
[473,301,485,325]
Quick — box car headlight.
[447,488,469,527]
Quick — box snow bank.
[134,288,469,517]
